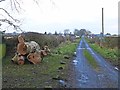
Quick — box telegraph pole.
[100,8,104,47]
[102,8,104,35]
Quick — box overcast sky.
[0,0,119,34]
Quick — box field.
[2,38,80,88]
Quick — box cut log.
[44,45,50,53]
[11,53,18,64]
[11,53,25,65]
[18,35,25,43]
[17,55,25,65]
[25,41,40,53]
[17,41,40,55]
[17,43,27,55]
[39,46,50,60]
[27,52,41,64]
[40,50,47,57]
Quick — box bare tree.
[0,0,23,32]
[0,0,55,32]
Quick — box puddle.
[73,60,78,65]
[74,52,76,55]
[78,74,88,84]
[114,67,119,71]
[98,74,104,78]
[58,80,70,88]
[98,74,107,81]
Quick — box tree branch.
[0,19,22,32]
[12,0,19,12]
[14,0,22,10]
[33,0,39,6]
[0,0,5,2]
[0,8,20,22]
[10,0,13,11]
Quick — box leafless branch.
[9,0,22,13]
[50,0,55,6]
[50,0,57,8]
[13,0,19,12]
[33,0,39,6]
[14,0,22,10]
[0,19,22,32]
[0,8,20,22]
[0,0,56,33]
[10,0,13,11]
[0,14,6,19]
[0,0,5,2]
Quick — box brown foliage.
[89,36,118,49]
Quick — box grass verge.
[2,39,80,88]
[89,43,118,66]
[0,44,6,59]
[83,49,99,71]
[85,38,118,66]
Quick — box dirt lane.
[68,36,118,88]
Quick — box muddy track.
[68,36,118,88]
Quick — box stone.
[64,55,70,59]
[58,67,63,70]
[60,61,66,64]
[59,80,67,88]
[73,52,76,56]
[3,80,7,83]
[52,75,62,80]
[44,85,52,88]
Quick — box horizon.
[4,30,119,36]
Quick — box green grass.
[85,37,118,66]
[2,39,80,88]
[0,44,6,59]
[89,43,118,66]
[83,49,99,71]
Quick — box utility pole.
[100,8,104,47]
[102,8,104,36]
